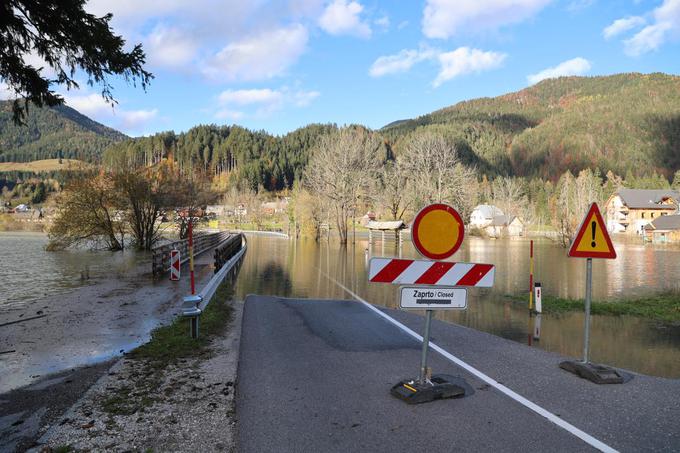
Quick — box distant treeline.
[3,73,680,192]
[102,123,338,191]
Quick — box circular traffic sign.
[411,203,464,260]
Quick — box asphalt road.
[236,295,680,453]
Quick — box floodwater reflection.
[234,234,680,378]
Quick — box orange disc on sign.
[411,203,465,260]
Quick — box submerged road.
[237,295,680,453]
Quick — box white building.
[485,215,525,238]
[470,205,504,228]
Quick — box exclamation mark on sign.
[591,221,596,248]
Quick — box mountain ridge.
[381,72,680,179]
[0,100,127,163]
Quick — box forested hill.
[0,100,127,163]
[382,73,680,180]
[102,123,339,192]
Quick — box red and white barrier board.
[368,257,495,287]
[170,249,180,281]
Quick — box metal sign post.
[419,310,433,384]
[582,258,592,363]
[560,203,625,384]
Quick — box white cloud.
[292,90,320,107]
[145,25,198,68]
[215,109,245,121]
[64,92,158,134]
[433,47,507,87]
[603,16,646,40]
[86,1,305,81]
[215,87,319,119]
[0,82,16,100]
[527,57,591,85]
[422,0,552,39]
[567,0,594,12]
[375,16,390,29]
[64,93,114,118]
[86,0,184,25]
[625,23,672,55]
[319,0,372,38]
[218,89,284,106]
[369,48,437,77]
[119,109,159,130]
[203,25,308,81]
[623,0,680,55]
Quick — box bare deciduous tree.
[402,132,478,219]
[305,127,382,244]
[376,159,411,220]
[552,169,604,246]
[289,184,326,240]
[492,177,527,221]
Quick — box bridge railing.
[181,233,246,338]
[151,231,231,276]
[214,234,243,273]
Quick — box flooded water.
[1,231,679,378]
[234,233,680,378]
[0,232,146,309]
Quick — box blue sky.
[5,1,680,136]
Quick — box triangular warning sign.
[568,203,616,259]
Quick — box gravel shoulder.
[25,299,243,453]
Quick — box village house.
[643,215,680,244]
[469,205,504,228]
[605,189,680,235]
[484,215,525,238]
[360,211,377,226]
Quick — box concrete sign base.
[390,374,473,404]
[559,360,631,384]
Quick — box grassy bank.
[101,282,234,415]
[0,214,44,232]
[130,283,234,368]
[507,291,680,323]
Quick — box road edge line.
[323,272,618,453]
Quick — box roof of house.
[617,189,680,209]
[472,204,504,219]
[489,215,516,226]
[366,220,405,231]
[645,215,680,231]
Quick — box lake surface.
[0,232,146,310]
[1,231,679,378]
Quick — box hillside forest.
[2,73,680,244]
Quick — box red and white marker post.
[170,249,181,281]
[188,218,195,294]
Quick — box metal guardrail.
[181,234,246,338]
[152,231,231,276]
[214,234,242,273]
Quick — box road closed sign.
[411,203,465,260]
[399,286,467,310]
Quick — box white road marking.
[322,272,618,453]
